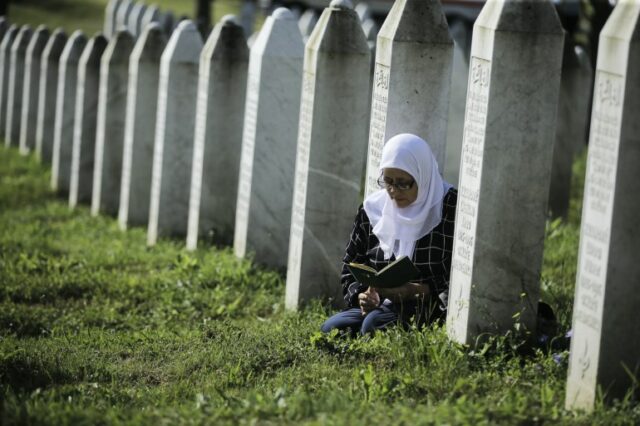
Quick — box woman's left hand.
[359,287,380,315]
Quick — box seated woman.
[321,133,457,335]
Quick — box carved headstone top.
[221,14,241,26]
[272,7,295,20]
[162,20,202,63]
[378,0,451,44]
[12,25,32,53]
[252,8,304,57]
[61,31,88,63]
[141,5,161,31]
[131,22,166,62]
[103,30,134,64]
[476,0,564,34]
[308,0,368,54]
[330,0,353,10]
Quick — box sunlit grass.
[0,141,637,424]
[1,0,638,423]
[8,0,245,36]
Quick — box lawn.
[1,145,638,424]
[1,0,640,423]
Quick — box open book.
[347,256,420,289]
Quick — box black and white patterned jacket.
[341,188,457,317]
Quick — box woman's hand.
[358,287,380,315]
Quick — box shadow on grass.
[0,148,59,210]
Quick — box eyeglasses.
[376,175,415,192]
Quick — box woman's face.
[382,168,418,208]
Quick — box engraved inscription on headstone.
[447,56,490,340]
[566,70,622,409]
[233,72,258,254]
[363,0,452,196]
[365,63,389,193]
[286,71,314,305]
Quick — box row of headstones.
[296,2,379,45]
[105,0,595,222]
[104,0,379,48]
[104,0,177,40]
[106,0,640,412]
[0,0,637,412]
[445,0,639,412]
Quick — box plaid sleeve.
[341,205,369,308]
[431,189,457,305]
[411,188,457,306]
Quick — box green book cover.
[347,256,420,288]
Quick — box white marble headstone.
[0,24,18,141]
[91,30,134,217]
[446,0,565,344]
[0,16,9,137]
[361,18,378,43]
[240,0,257,38]
[118,23,167,230]
[364,0,452,196]
[19,25,49,155]
[128,3,147,38]
[231,8,303,266]
[0,16,9,112]
[115,0,134,32]
[297,9,318,42]
[147,20,203,245]
[51,31,87,194]
[5,25,32,147]
[186,15,249,249]
[104,0,123,39]
[285,0,371,309]
[565,0,640,411]
[69,34,108,207]
[36,28,67,163]
[355,2,371,22]
[140,5,161,32]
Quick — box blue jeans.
[321,306,399,336]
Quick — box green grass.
[0,145,639,425]
[5,1,638,424]
[8,0,245,36]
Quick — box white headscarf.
[363,133,453,260]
